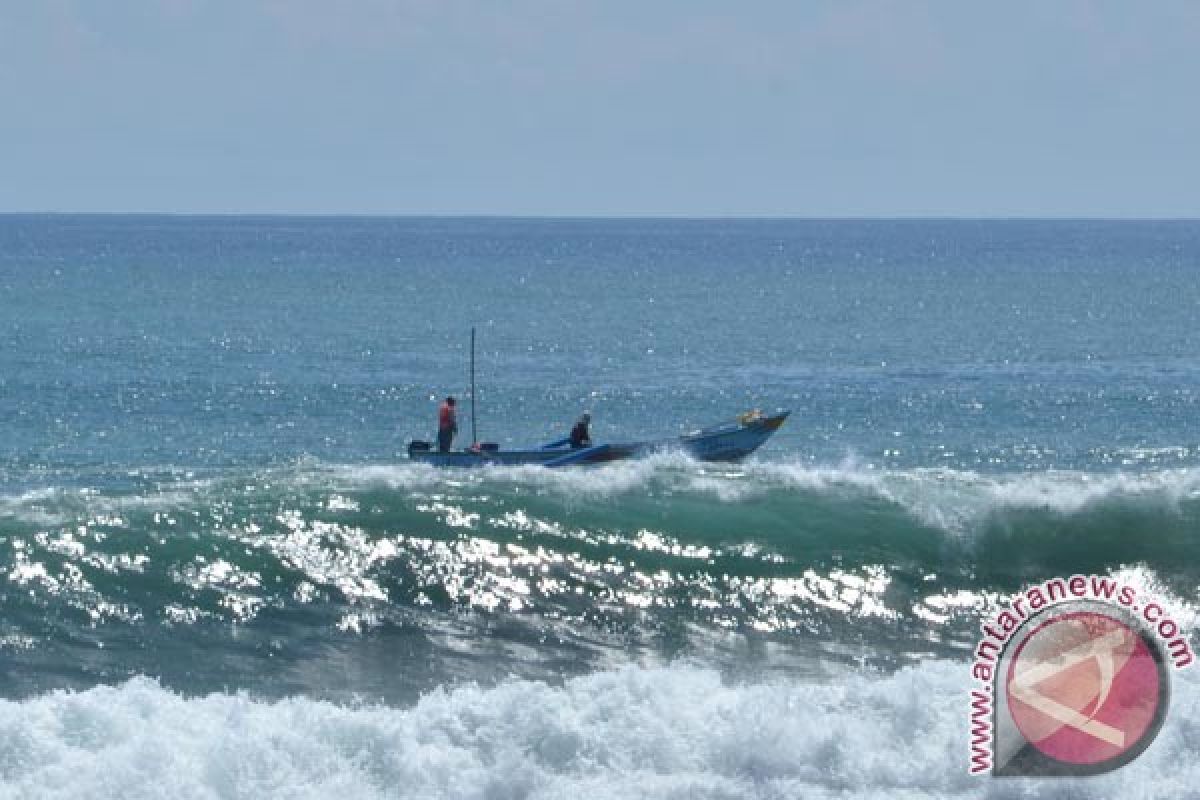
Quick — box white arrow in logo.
[1008,627,1131,747]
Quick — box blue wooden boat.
[410,330,787,467]
[407,410,790,468]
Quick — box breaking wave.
[1,661,1198,799]
[2,456,1198,697]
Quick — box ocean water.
[1,215,1199,797]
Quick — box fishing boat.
[408,328,788,467]
[407,408,790,468]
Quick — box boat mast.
[469,326,478,445]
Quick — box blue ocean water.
[1,215,1199,797]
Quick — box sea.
[0,215,1198,798]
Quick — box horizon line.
[3,211,1200,223]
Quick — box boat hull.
[408,411,789,468]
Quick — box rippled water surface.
[1,216,1198,797]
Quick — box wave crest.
[2,662,1199,799]
[7,457,1200,535]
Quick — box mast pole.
[470,327,478,444]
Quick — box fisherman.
[437,396,458,452]
[569,412,592,448]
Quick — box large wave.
[2,457,1198,697]
[1,661,1197,799]
[8,453,1200,523]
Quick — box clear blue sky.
[3,1,1198,216]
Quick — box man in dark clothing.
[438,397,458,452]
[569,412,591,448]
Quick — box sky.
[2,1,1199,217]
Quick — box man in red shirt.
[437,397,458,452]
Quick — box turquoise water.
[1,216,1199,797]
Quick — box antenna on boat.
[469,326,478,445]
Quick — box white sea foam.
[0,485,208,527]
[0,661,1197,799]
[318,455,1200,536]
[323,453,694,500]
[6,457,1200,538]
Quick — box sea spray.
[2,662,1199,799]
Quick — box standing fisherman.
[438,396,458,452]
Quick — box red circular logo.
[1006,610,1164,766]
